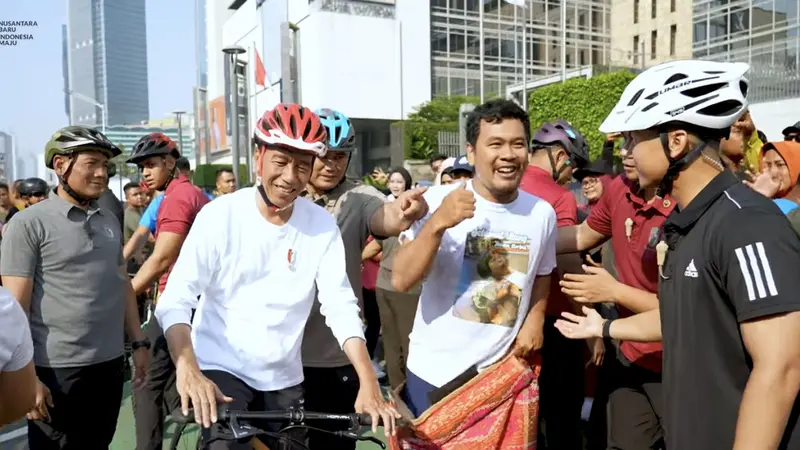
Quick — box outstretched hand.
[554,306,605,340]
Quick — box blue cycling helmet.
[316,108,356,151]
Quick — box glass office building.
[430,0,611,97]
[66,0,149,127]
[693,0,800,102]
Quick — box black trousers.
[362,288,381,358]
[199,370,305,450]
[134,318,179,450]
[538,316,586,450]
[28,356,125,450]
[606,356,666,450]
[302,365,360,450]
[586,338,616,450]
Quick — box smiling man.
[155,104,398,450]
[300,107,427,450]
[391,99,556,417]
[0,126,149,449]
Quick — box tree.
[527,70,637,160]
[401,95,480,160]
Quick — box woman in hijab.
[746,141,800,214]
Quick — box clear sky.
[0,0,196,157]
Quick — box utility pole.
[223,45,247,189]
[173,110,186,156]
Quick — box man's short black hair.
[123,182,140,195]
[0,182,8,191]
[215,166,234,180]
[429,154,447,165]
[466,99,530,147]
[176,157,191,172]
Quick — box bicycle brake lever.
[359,436,386,449]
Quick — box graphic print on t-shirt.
[453,228,531,327]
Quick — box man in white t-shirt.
[0,286,37,426]
[392,99,557,416]
[155,104,399,449]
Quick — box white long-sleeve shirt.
[155,187,364,391]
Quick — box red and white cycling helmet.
[253,103,328,157]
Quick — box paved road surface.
[0,382,387,449]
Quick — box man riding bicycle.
[155,104,399,450]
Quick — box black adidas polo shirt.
[659,170,800,450]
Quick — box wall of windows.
[693,0,800,101]
[430,0,611,97]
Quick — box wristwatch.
[131,338,151,351]
[601,319,615,339]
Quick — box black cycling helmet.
[18,178,49,197]
[127,132,180,165]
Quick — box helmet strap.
[145,157,176,192]
[254,146,305,213]
[546,148,570,181]
[656,132,711,197]
[58,157,94,207]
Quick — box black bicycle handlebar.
[171,404,374,427]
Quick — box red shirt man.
[519,165,578,316]
[155,174,209,293]
[585,175,674,372]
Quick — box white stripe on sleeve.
[755,242,779,296]
[734,242,779,301]
[734,247,756,301]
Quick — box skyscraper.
[195,0,207,89]
[65,0,149,128]
[0,132,16,182]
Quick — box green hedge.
[528,70,637,160]
[193,164,249,188]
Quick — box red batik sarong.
[389,353,541,450]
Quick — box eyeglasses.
[29,192,47,198]
[784,135,800,143]
[582,178,600,187]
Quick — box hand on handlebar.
[354,382,401,437]
[176,362,232,428]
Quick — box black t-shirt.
[5,206,19,223]
[660,171,800,449]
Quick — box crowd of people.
[1,59,800,450]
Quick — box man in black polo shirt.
[554,60,800,450]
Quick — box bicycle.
[169,404,391,450]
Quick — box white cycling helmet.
[600,60,750,134]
